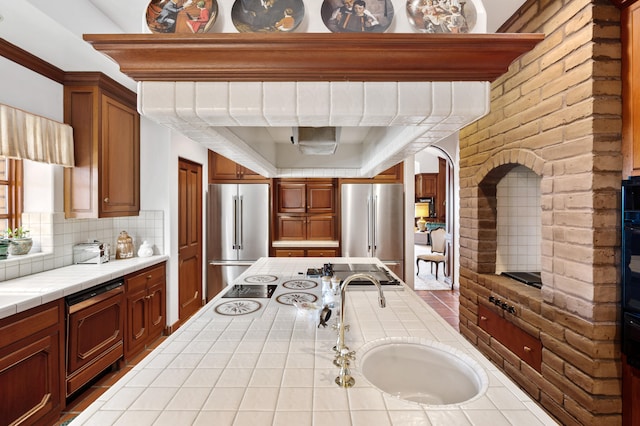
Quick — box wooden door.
[178,158,203,325]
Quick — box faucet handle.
[331,322,350,333]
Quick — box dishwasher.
[65,277,125,397]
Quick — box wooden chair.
[416,227,446,280]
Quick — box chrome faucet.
[334,273,386,388]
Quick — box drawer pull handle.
[524,346,532,353]
[104,197,109,203]
[480,316,487,321]
[147,275,152,279]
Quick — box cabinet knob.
[147,275,152,280]
[104,197,109,203]
[523,346,532,353]
[480,316,487,321]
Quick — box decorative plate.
[282,279,318,290]
[321,0,394,33]
[405,0,475,33]
[231,0,305,33]
[146,0,218,34]
[276,292,318,305]
[243,274,278,283]
[214,299,262,316]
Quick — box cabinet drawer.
[275,249,306,257]
[0,301,61,348]
[478,304,542,372]
[307,249,337,257]
[126,263,166,292]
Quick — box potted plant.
[5,226,33,255]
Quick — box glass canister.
[116,231,134,259]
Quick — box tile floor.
[54,280,460,425]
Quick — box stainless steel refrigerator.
[207,183,269,301]
[341,183,404,279]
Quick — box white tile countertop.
[0,255,169,320]
[70,257,558,426]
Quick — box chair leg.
[416,258,420,275]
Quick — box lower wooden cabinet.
[275,248,338,257]
[0,300,65,426]
[478,303,542,372]
[125,262,166,361]
[623,354,640,426]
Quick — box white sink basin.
[358,338,488,406]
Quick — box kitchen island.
[70,257,557,425]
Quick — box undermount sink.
[358,338,488,406]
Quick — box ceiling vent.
[292,127,340,155]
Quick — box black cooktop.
[222,284,278,299]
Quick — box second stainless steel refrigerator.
[341,183,404,279]
[207,183,269,301]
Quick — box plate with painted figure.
[321,0,394,33]
[231,0,305,33]
[146,0,218,34]
[405,0,476,33]
[276,292,318,305]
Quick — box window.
[0,158,23,233]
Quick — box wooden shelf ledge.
[83,33,544,83]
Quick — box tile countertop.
[0,255,169,320]
[71,257,558,426]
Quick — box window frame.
[0,158,23,232]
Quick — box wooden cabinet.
[341,163,404,183]
[64,72,140,218]
[275,248,338,257]
[623,354,640,426]
[415,173,437,199]
[208,151,264,182]
[0,300,65,426]
[274,179,337,241]
[623,2,640,178]
[478,304,542,372]
[124,263,166,361]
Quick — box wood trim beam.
[0,38,65,83]
[83,33,544,83]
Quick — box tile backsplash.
[495,166,541,274]
[0,210,164,282]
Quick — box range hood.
[84,33,544,178]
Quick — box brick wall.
[458,0,623,424]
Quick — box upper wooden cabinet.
[415,173,437,199]
[274,178,337,241]
[64,73,140,218]
[340,163,404,184]
[623,2,640,178]
[208,151,265,182]
[277,180,335,214]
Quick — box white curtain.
[0,104,74,167]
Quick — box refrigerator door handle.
[367,196,372,253]
[373,195,378,254]
[232,195,238,250]
[238,196,244,250]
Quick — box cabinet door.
[209,151,240,180]
[0,333,62,426]
[416,173,437,198]
[307,215,335,240]
[307,183,335,213]
[623,2,640,177]
[0,301,64,426]
[372,163,403,182]
[125,287,148,360]
[100,95,140,216]
[147,282,166,341]
[277,215,306,240]
[278,183,307,213]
